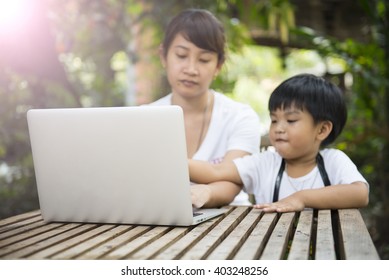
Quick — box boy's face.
[269,106,324,161]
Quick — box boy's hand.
[190,184,212,208]
[254,192,305,213]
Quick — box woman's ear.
[317,121,333,141]
[213,62,223,79]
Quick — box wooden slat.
[77,226,148,259]
[0,223,65,256]
[233,212,277,260]
[25,224,101,259]
[288,210,313,260]
[153,214,223,260]
[338,209,380,260]
[0,219,46,240]
[0,207,379,260]
[0,215,44,236]
[51,224,117,259]
[207,208,262,259]
[0,210,41,228]
[102,226,170,259]
[180,206,249,260]
[315,210,336,260]
[2,223,82,259]
[130,227,190,259]
[260,212,296,260]
[0,223,70,258]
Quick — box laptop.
[27,106,227,226]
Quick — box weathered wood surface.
[0,207,379,260]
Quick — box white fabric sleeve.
[226,105,261,154]
[323,149,369,189]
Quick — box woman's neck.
[172,90,214,158]
[171,90,212,114]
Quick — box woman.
[150,9,261,206]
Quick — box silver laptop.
[27,106,227,226]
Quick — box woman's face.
[161,33,221,99]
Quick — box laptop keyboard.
[193,212,202,217]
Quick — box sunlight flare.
[0,0,32,30]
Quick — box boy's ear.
[317,121,333,141]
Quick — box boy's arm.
[188,159,242,184]
[191,181,242,208]
[255,181,369,212]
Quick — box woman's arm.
[255,181,369,212]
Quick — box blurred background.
[0,0,388,258]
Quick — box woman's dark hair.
[268,73,347,147]
[161,9,226,66]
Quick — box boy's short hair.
[268,73,347,147]
[162,9,226,66]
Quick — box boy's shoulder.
[237,149,280,163]
[234,149,282,174]
[320,148,348,158]
[258,148,349,162]
[254,149,283,167]
[320,148,353,164]
[247,149,352,165]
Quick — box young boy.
[189,73,369,212]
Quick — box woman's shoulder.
[213,91,258,118]
[213,91,251,109]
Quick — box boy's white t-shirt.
[233,148,369,204]
[150,91,261,205]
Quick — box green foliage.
[290,0,389,258]
[214,45,284,129]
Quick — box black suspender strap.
[272,153,331,202]
[272,159,285,203]
[316,153,331,186]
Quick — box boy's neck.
[285,156,318,178]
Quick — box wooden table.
[0,206,379,260]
